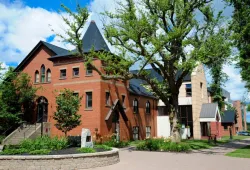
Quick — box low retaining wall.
[0,148,119,170]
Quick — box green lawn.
[220,136,250,144]
[226,145,250,158]
[129,136,250,151]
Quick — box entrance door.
[37,96,48,123]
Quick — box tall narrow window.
[60,69,66,79]
[47,69,51,82]
[35,70,39,83]
[40,65,45,83]
[146,101,150,114]
[86,66,93,76]
[105,92,110,105]
[133,98,139,114]
[133,126,139,140]
[185,84,192,97]
[146,126,151,138]
[122,95,125,107]
[86,92,92,108]
[200,82,203,98]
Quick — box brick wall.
[21,44,157,141]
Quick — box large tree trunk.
[170,94,181,143]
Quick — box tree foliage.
[53,89,82,136]
[58,0,231,142]
[0,67,38,133]
[226,0,250,90]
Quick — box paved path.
[89,138,250,170]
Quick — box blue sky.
[0,0,250,122]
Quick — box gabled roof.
[221,110,236,123]
[200,103,219,118]
[105,99,128,121]
[15,41,68,72]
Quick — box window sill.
[34,82,51,85]
[59,77,67,80]
[85,74,93,77]
[85,108,93,111]
[72,76,80,79]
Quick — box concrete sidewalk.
[192,138,250,155]
[88,138,250,170]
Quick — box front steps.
[2,123,41,145]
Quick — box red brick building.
[15,21,157,141]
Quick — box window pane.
[106,92,110,105]
[73,68,79,77]
[47,70,51,82]
[60,69,66,78]
[86,92,92,108]
[86,66,93,75]
[35,71,39,83]
[122,95,125,107]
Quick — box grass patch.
[182,140,216,150]
[94,145,112,151]
[226,145,250,158]
[77,147,96,153]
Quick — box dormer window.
[133,98,139,114]
[40,65,45,83]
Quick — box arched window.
[146,101,150,114]
[40,65,45,83]
[35,70,39,83]
[133,98,139,114]
[46,69,51,82]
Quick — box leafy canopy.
[58,0,231,141]
[0,67,38,132]
[226,0,250,90]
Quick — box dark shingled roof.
[200,103,218,118]
[82,21,110,53]
[221,110,236,123]
[128,69,191,97]
[41,41,69,55]
[50,21,110,58]
[129,79,155,98]
[15,41,69,71]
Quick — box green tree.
[204,27,232,110]
[0,67,38,132]
[58,1,231,142]
[226,0,250,90]
[53,89,82,137]
[247,105,250,112]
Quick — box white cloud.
[0,2,74,65]
[0,0,247,102]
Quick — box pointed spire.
[82,21,110,52]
